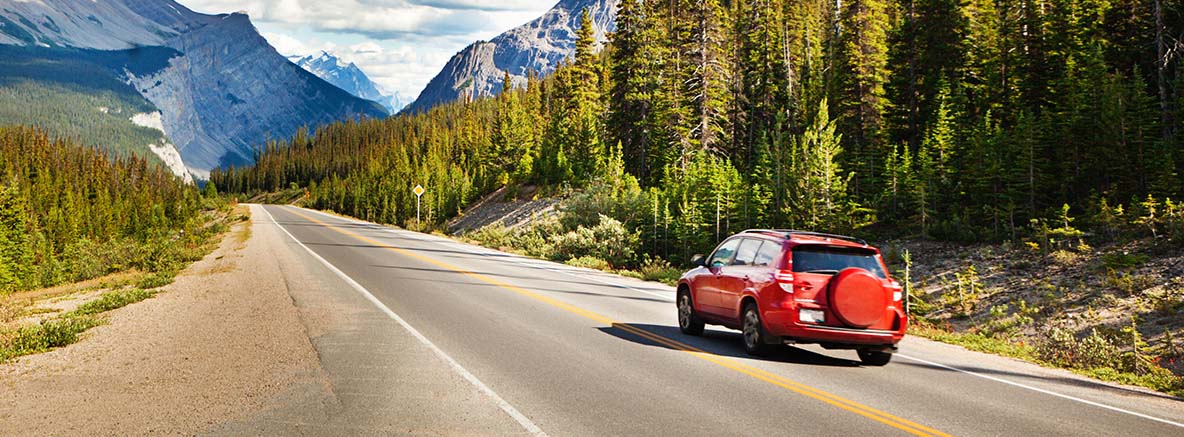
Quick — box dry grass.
[0,271,147,329]
[0,204,246,362]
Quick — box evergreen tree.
[0,185,32,292]
[834,0,892,199]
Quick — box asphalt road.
[238,204,1184,436]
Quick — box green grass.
[909,322,1037,361]
[135,272,176,289]
[0,288,156,361]
[0,316,104,361]
[70,289,156,317]
[909,321,1184,397]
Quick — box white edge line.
[258,205,547,436]
[297,207,676,302]
[896,353,1184,429]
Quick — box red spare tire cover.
[828,268,886,328]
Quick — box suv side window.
[708,238,741,267]
[753,241,782,267]
[733,239,760,266]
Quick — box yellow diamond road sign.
[413,185,425,197]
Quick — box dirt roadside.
[0,208,327,435]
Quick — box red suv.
[677,230,906,365]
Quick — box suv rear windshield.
[792,246,886,278]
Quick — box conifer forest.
[213,0,1184,264]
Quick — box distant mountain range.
[0,0,387,180]
[403,0,617,114]
[291,51,406,113]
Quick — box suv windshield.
[792,246,886,278]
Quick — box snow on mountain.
[403,0,617,114]
[293,51,406,113]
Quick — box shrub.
[558,176,647,231]
[1104,270,1157,296]
[1100,252,1149,270]
[467,224,513,249]
[1037,327,1121,370]
[549,215,640,267]
[637,256,683,285]
[565,256,611,270]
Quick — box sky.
[181,0,554,102]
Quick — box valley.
[1,0,1183,434]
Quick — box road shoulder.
[0,205,324,434]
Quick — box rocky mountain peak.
[402,0,618,114]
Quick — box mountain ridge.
[402,0,617,114]
[292,51,406,113]
[0,0,387,179]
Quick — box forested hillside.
[0,46,177,162]
[0,127,220,293]
[216,0,1183,256]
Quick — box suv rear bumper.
[763,310,906,346]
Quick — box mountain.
[0,45,186,177]
[291,51,406,113]
[0,0,387,179]
[402,0,617,114]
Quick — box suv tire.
[857,349,892,366]
[742,302,773,356]
[678,290,705,335]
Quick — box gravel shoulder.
[0,207,325,435]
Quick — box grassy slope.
[886,238,1184,396]
[0,46,176,162]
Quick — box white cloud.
[182,0,551,104]
[183,0,544,38]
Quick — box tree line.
[215,0,1184,265]
[0,126,212,293]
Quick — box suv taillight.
[887,279,903,302]
[776,270,794,292]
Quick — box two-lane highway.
[235,204,1184,435]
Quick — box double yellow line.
[284,207,951,437]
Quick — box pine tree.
[834,0,892,199]
[686,0,732,156]
[608,0,654,183]
[0,185,33,292]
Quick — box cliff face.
[129,13,387,175]
[402,0,618,114]
[0,0,387,178]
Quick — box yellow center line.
[283,206,953,437]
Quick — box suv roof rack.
[741,229,868,246]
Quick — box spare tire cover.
[828,268,886,328]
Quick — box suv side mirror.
[690,254,705,267]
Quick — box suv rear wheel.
[742,303,773,356]
[857,349,892,366]
[678,291,705,335]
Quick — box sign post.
[413,184,425,223]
